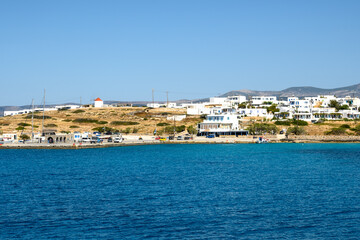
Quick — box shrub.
[61,131,70,134]
[291,119,308,126]
[340,124,350,129]
[111,121,139,126]
[247,123,278,135]
[274,120,291,126]
[69,125,79,128]
[325,127,346,135]
[73,109,85,113]
[325,128,346,135]
[73,118,100,124]
[18,123,31,127]
[164,125,186,133]
[286,126,306,135]
[25,115,52,119]
[123,127,132,134]
[45,124,57,127]
[63,119,72,122]
[157,122,170,126]
[352,124,360,135]
[97,121,108,124]
[92,126,115,133]
[132,128,139,133]
[73,118,97,123]
[16,126,25,131]
[176,125,186,133]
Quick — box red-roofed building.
[94,97,104,108]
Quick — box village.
[1,94,360,147]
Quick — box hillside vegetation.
[0,107,201,135]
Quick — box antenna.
[166,91,169,107]
[42,89,45,136]
[31,99,34,141]
[152,89,154,106]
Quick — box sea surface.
[1,144,360,239]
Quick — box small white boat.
[256,136,269,143]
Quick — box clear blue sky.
[1,0,360,106]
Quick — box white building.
[226,95,247,106]
[197,113,248,136]
[147,103,163,108]
[184,103,213,115]
[237,108,270,118]
[4,105,80,117]
[251,96,277,105]
[209,97,228,105]
[0,133,18,143]
[94,98,104,108]
[167,115,186,121]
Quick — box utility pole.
[42,89,45,137]
[80,96,82,106]
[173,117,176,137]
[166,91,169,107]
[31,99,34,141]
[152,89,154,107]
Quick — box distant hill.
[220,83,360,98]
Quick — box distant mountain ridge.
[220,83,360,98]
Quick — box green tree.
[247,123,278,135]
[286,126,306,135]
[20,134,30,140]
[329,100,340,109]
[266,104,279,114]
[187,125,197,135]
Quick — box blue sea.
[1,144,360,239]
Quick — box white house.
[184,103,212,115]
[237,108,270,118]
[251,96,277,105]
[226,95,247,106]
[94,98,104,108]
[147,103,162,108]
[197,113,248,136]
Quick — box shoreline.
[1,138,360,149]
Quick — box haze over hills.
[1,83,359,116]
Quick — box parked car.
[177,136,183,140]
[90,137,103,144]
[113,137,123,143]
[159,138,166,141]
[206,134,215,138]
[107,137,112,142]
[168,136,174,140]
[184,135,193,140]
[155,136,161,140]
[81,137,91,143]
